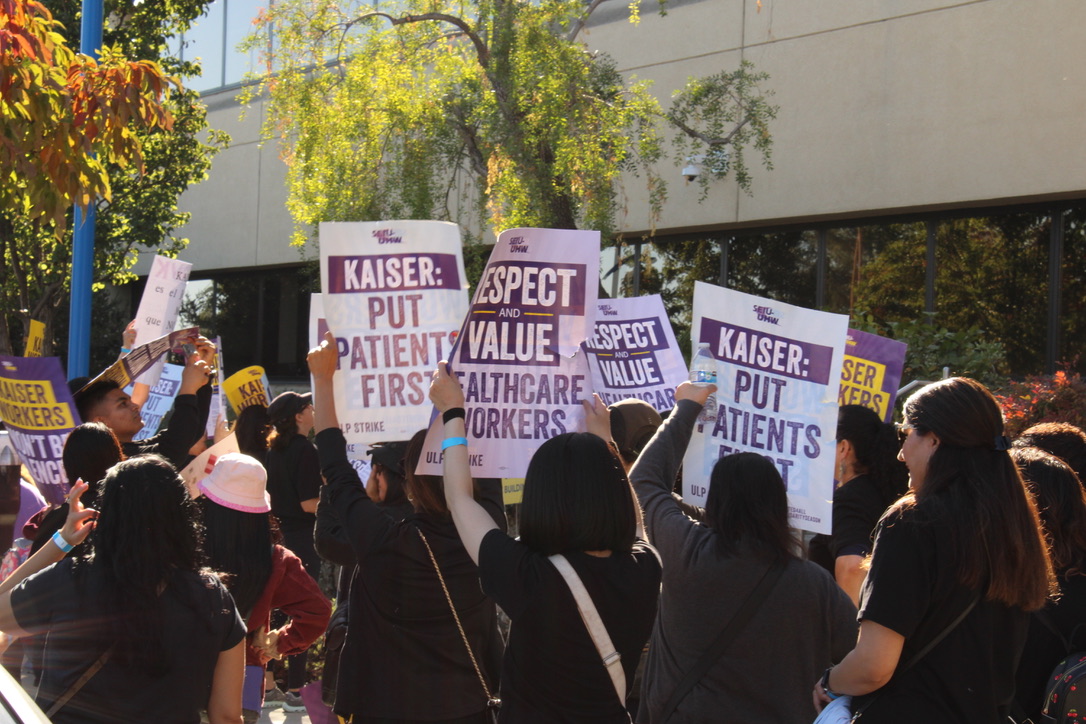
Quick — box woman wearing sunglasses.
[813,377,1055,723]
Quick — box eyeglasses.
[895,423,914,444]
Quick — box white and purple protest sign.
[417,227,600,478]
[682,283,848,534]
[0,356,78,504]
[582,295,687,413]
[133,255,192,387]
[320,221,469,445]
[130,363,184,441]
[840,329,907,422]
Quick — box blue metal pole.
[66,0,104,380]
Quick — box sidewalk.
[258,706,311,724]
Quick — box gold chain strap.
[415,527,497,704]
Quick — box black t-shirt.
[265,434,321,533]
[1014,570,1086,720]
[478,530,661,724]
[11,560,245,723]
[855,505,1028,723]
[809,474,891,572]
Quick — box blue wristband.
[120,347,132,354]
[441,437,468,451]
[51,529,74,553]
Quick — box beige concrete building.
[161,0,1086,375]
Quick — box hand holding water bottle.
[689,342,719,423]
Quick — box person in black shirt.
[813,378,1056,723]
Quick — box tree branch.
[330,11,490,68]
[667,113,750,147]
[566,0,608,43]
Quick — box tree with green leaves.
[0,0,226,358]
[245,0,776,249]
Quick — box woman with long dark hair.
[197,453,331,722]
[427,358,662,723]
[1010,447,1086,721]
[307,337,506,724]
[264,390,321,705]
[813,377,1056,723]
[809,405,909,604]
[233,405,272,459]
[630,382,856,722]
[0,456,246,723]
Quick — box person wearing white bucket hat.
[198,453,331,721]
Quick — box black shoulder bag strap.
[851,594,980,720]
[658,564,785,723]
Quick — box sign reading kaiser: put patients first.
[320,221,469,445]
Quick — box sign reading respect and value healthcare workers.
[320,221,469,445]
[682,283,849,534]
[581,295,688,413]
[417,227,600,479]
[0,356,78,504]
[840,329,907,422]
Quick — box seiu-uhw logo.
[753,304,780,325]
[509,236,529,253]
[373,229,403,244]
[599,304,619,317]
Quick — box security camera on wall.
[682,155,704,182]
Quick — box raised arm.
[307,332,340,433]
[0,481,97,635]
[429,361,498,565]
[583,392,646,540]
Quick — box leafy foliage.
[244,0,776,247]
[0,0,225,357]
[991,368,1086,438]
[851,312,1008,389]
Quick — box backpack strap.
[657,564,785,723]
[548,554,626,706]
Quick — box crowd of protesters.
[0,322,1083,724]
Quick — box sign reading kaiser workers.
[840,329,907,422]
[682,283,848,534]
[320,221,469,445]
[0,356,77,504]
[582,295,687,413]
[417,227,600,479]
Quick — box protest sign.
[840,329,907,422]
[79,327,200,393]
[204,338,226,437]
[417,227,600,478]
[133,255,192,386]
[23,320,44,358]
[130,363,183,441]
[682,283,848,534]
[180,433,240,499]
[319,221,469,445]
[223,366,272,414]
[0,356,78,504]
[582,295,687,413]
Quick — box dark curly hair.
[84,455,206,676]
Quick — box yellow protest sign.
[223,366,272,414]
[503,478,524,505]
[23,320,44,357]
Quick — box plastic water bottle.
[689,342,718,423]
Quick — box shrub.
[991,367,1086,437]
